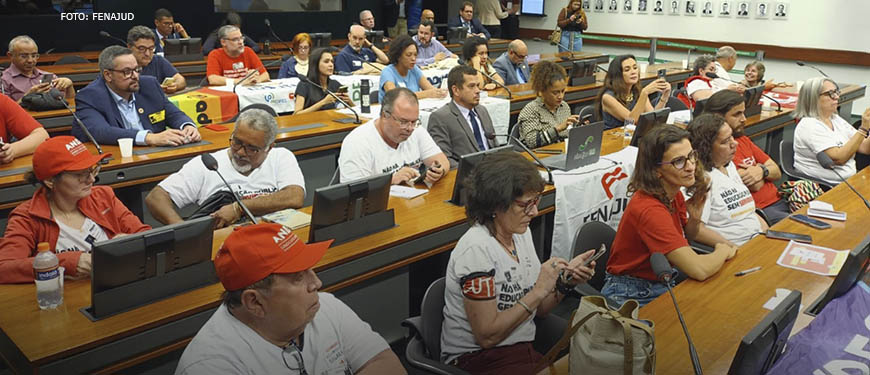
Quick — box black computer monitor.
[569,59,598,87]
[366,30,385,49]
[805,234,870,316]
[630,108,672,147]
[449,145,514,206]
[83,216,216,320]
[309,172,394,244]
[310,32,332,48]
[163,38,203,63]
[743,84,765,117]
[446,26,467,45]
[693,97,708,118]
[728,289,801,375]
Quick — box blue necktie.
[516,65,526,84]
[469,110,487,151]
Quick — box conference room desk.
[545,167,870,374]
[0,51,102,66]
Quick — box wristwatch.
[759,164,769,179]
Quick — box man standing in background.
[500,0,521,39]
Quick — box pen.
[735,266,762,276]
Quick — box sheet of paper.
[390,185,428,199]
[667,109,692,125]
[776,240,849,276]
[260,208,312,229]
[808,200,834,211]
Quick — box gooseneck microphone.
[298,75,361,124]
[54,92,110,164]
[796,60,830,78]
[478,67,513,99]
[816,151,870,210]
[704,72,782,112]
[200,153,258,224]
[485,132,554,185]
[651,253,703,375]
[264,19,293,54]
[99,31,127,46]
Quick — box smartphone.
[161,77,175,86]
[413,163,429,184]
[657,69,667,79]
[583,243,607,267]
[337,85,349,94]
[765,230,812,244]
[789,214,832,230]
[41,74,54,84]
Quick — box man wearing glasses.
[492,39,530,86]
[152,8,189,54]
[175,223,405,374]
[146,109,305,229]
[206,25,269,86]
[74,45,200,146]
[339,87,449,185]
[1,35,75,102]
[126,26,186,95]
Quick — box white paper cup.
[639,62,649,75]
[118,138,133,158]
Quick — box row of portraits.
[584,0,790,19]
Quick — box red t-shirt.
[0,94,42,143]
[606,190,689,281]
[206,47,266,79]
[732,135,780,208]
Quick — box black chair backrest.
[666,95,689,112]
[779,140,800,179]
[421,277,446,360]
[223,103,278,124]
[54,55,89,65]
[576,105,595,124]
[571,221,616,291]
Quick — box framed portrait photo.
[718,1,733,17]
[773,1,788,19]
[755,1,770,18]
[736,1,751,18]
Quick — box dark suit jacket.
[447,15,491,39]
[492,52,530,86]
[73,75,193,145]
[428,101,498,169]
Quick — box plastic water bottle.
[33,242,63,310]
[622,119,635,147]
[360,79,371,114]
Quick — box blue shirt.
[278,57,303,78]
[413,35,451,67]
[140,55,179,84]
[105,84,149,145]
[335,45,378,73]
[379,64,424,102]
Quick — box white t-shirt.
[175,293,389,375]
[338,119,442,183]
[701,163,762,246]
[712,61,732,91]
[440,224,541,363]
[687,78,714,98]
[54,217,109,254]
[158,148,305,208]
[793,115,857,186]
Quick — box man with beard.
[206,25,269,86]
[126,26,186,95]
[73,46,199,146]
[146,109,306,228]
[338,87,449,185]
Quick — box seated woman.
[461,36,505,91]
[516,61,580,148]
[0,136,151,284]
[293,48,354,114]
[704,90,790,224]
[793,77,870,186]
[594,54,671,129]
[277,33,311,79]
[688,114,768,246]
[201,12,261,56]
[601,125,738,307]
[441,151,595,373]
[741,61,788,91]
[379,35,447,102]
[684,54,718,103]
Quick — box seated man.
[74,46,201,146]
[146,109,305,229]
[447,1,491,39]
[153,8,189,54]
[174,223,406,374]
[1,35,74,102]
[421,8,435,24]
[126,26,186,95]
[206,25,268,86]
[338,87,448,185]
[359,9,376,32]
[335,25,389,74]
[0,94,49,163]
[428,65,498,169]
[414,20,455,67]
[492,39,530,86]
[713,46,745,93]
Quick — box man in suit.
[447,1,491,40]
[492,40,530,86]
[153,8,189,54]
[428,65,497,169]
[74,46,200,146]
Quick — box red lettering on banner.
[601,167,629,199]
[462,276,495,300]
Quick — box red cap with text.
[32,136,110,181]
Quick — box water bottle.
[622,119,635,148]
[360,79,371,114]
[264,40,271,55]
[33,242,63,310]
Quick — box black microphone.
[264,18,293,55]
[99,31,127,46]
[704,72,782,112]
[200,153,258,224]
[651,253,703,375]
[43,47,56,55]
[478,68,512,99]
[55,92,110,164]
[298,75,361,124]
[485,132,554,185]
[816,151,870,210]
[796,60,830,78]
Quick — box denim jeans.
[559,31,583,52]
[601,272,677,307]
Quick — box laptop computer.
[541,121,605,171]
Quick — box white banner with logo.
[550,147,638,261]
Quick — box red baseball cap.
[214,223,334,291]
[32,136,111,181]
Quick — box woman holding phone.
[594,54,671,129]
[293,48,353,115]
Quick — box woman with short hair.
[379,35,447,102]
[277,33,312,78]
[516,60,580,148]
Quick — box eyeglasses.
[385,111,421,129]
[229,137,266,155]
[282,341,308,375]
[514,194,542,216]
[108,67,142,79]
[133,45,156,53]
[820,89,840,100]
[658,150,698,170]
[222,36,244,43]
[297,45,310,51]
[15,53,39,60]
[64,165,100,183]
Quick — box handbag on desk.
[538,295,656,375]
[19,88,65,111]
[187,190,236,220]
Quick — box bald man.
[492,40,530,86]
[359,9,376,31]
[335,25,388,74]
[421,9,435,24]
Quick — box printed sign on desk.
[169,88,239,126]
[776,240,849,276]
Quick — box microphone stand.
[201,153,258,224]
[652,253,702,375]
[796,61,830,78]
[58,95,110,164]
[819,153,870,210]
[478,67,513,99]
[299,76,361,124]
[487,132,554,184]
[265,19,294,55]
[99,31,127,46]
